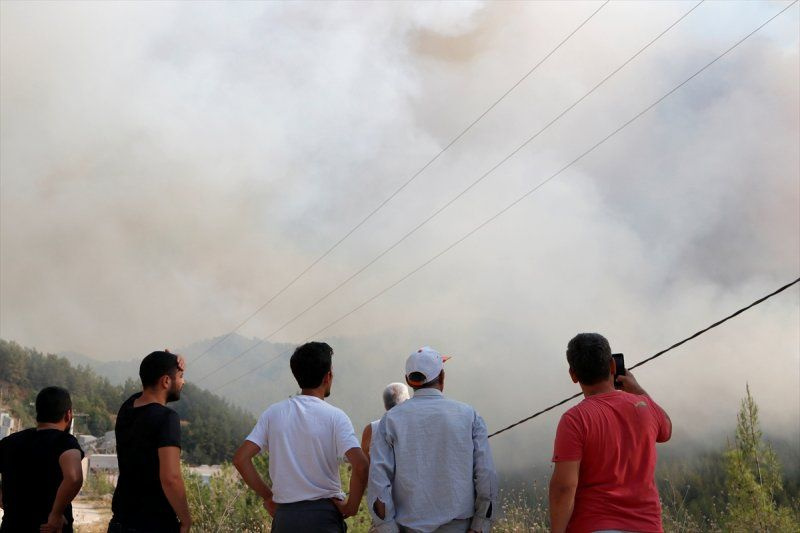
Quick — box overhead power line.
[487,276,800,439]
[195,0,702,384]
[189,1,611,365]
[206,0,798,392]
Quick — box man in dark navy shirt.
[109,350,191,533]
[0,386,84,533]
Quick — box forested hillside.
[0,339,254,464]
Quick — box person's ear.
[64,408,73,424]
[439,370,445,389]
[568,367,579,384]
[160,374,171,390]
[609,358,617,379]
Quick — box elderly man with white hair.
[361,383,410,459]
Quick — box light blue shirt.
[368,388,497,533]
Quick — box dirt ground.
[73,496,113,533]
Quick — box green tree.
[723,384,798,532]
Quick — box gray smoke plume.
[2,1,798,473]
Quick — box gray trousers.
[398,518,472,533]
[271,499,347,533]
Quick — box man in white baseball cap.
[404,346,451,388]
[368,346,497,532]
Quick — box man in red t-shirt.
[549,333,672,533]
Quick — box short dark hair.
[566,333,612,385]
[36,386,72,423]
[290,342,332,389]
[407,370,442,390]
[140,351,179,388]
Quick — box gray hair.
[382,382,410,411]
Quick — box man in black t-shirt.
[0,386,84,533]
[109,350,192,533]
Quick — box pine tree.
[723,384,798,532]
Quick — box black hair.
[290,342,333,389]
[566,333,612,385]
[140,350,179,388]
[407,370,442,390]
[36,386,72,423]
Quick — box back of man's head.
[566,332,612,385]
[382,382,410,411]
[290,341,333,389]
[140,350,179,389]
[36,386,72,423]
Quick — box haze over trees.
[0,339,254,464]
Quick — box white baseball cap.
[405,346,451,387]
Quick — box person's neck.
[135,388,167,406]
[580,380,616,397]
[300,387,326,400]
[37,422,66,431]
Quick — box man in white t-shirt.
[233,341,368,532]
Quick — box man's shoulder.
[260,397,294,417]
[144,401,178,420]
[564,391,648,419]
[1,427,35,446]
[391,394,477,417]
[119,392,140,409]
[560,400,590,422]
[57,429,82,445]
[437,394,479,415]
[135,401,179,429]
[261,396,349,417]
[313,398,352,421]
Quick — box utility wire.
[207,0,798,392]
[195,1,700,384]
[487,276,800,439]
[189,1,610,365]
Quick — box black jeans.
[107,518,180,533]
[271,499,347,533]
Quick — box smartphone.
[612,353,626,389]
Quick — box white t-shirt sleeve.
[245,410,270,452]
[333,410,360,459]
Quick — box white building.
[189,464,222,485]
[88,453,119,486]
[0,412,20,439]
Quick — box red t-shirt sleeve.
[647,396,672,443]
[552,411,583,462]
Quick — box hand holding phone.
[612,353,626,389]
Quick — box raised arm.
[233,440,276,516]
[617,372,672,441]
[159,446,192,532]
[40,449,83,533]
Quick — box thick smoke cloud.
[2,1,798,472]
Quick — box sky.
[1,1,798,468]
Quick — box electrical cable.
[206,0,798,392]
[487,276,800,438]
[194,0,703,383]
[189,1,611,364]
